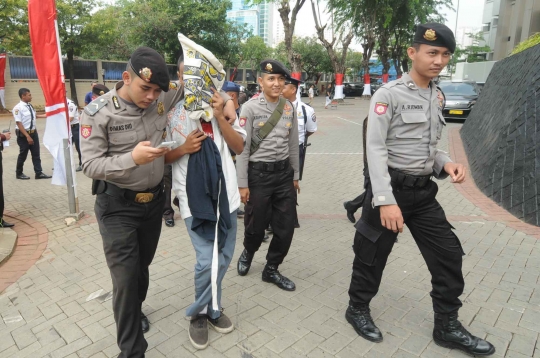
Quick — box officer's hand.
[26,136,34,145]
[132,141,170,165]
[294,180,300,194]
[444,162,466,184]
[3,132,11,140]
[239,187,250,204]
[181,129,206,154]
[379,204,404,233]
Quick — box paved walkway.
[0,97,538,358]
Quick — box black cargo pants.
[348,180,465,314]
[95,189,164,358]
[243,161,297,265]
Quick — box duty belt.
[249,158,289,172]
[388,168,431,188]
[26,129,36,134]
[103,181,163,203]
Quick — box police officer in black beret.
[91,84,110,100]
[345,23,495,356]
[235,59,300,291]
[80,46,184,358]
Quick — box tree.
[249,0,307,76]
[311,0,355,86]
[241,36,272,72]
[346,51,363,81]
[56,0,99,106]
[0,0,30,55]
[293,36,332,81]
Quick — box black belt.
[71,123,79,127]
[249,159,289,172]
[388,168,431,188]
[103,181,163,203]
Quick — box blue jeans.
[184,210,237,319]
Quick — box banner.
[28,0,71,185]
[362,73,371,96]
[334,73,344,99]
[0,53,6,108]
[178,33,226,122]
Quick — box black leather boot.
[433,312,495,356]
[237,249,254,276]
[345,305,383,342]
[262,265,295,291]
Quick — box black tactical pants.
[71,124,82,166]
[95,189,164,358]
[16,131,43,175]
[348,180,465,314]
[162,165,174,220]
[243,163,297,265]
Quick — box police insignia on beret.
[424,29,437,41]
[139,67,152,82]
[265,63,273,72]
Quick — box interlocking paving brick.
[0,105,538,357]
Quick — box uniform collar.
[401,73,437,101]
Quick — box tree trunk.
[401,58,409,74]
[278,0,305,77]
[67,49,78,107]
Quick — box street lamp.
[451,0,460,79]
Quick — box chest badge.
[285,122,292,128]
[157,102,164,115]
[258,121,265,127]
[162,130,167,139]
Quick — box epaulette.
[84,98,108,116]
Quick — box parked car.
[438,80,480,121]
[342,82,375,97]
[299,82,319,97]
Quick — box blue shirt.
[84,91,92,105]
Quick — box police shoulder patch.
[84,98,108,116]
[374,102,389,115]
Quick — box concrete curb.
[0,228,18,266]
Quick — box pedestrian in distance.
[80,46,184,358]
[13,88,52,180]
[236,59,300,292]
[344,23,495,357]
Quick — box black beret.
[285,76,302,86]
[92,84,109,96]
[413,23,456,53]
[129,46,170,92]
[260,59,291,77]
[222,81,240,92]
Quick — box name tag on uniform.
[109,123,133,132]
[401,104,424,111]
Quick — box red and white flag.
[28,0,71,185]
[0,53,6,108]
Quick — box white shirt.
[67,99,80,125]
[166,100,247,219]
[308,87,314,97]
[294,99,317,143]
[13,100,36,130]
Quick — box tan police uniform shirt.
[80,81,183,191]
[236,93,300,188]
[366,73,451,206]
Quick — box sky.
[293,0,486,50]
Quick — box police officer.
[345,24,495,356]
[13,88,51,180]
[80,47,183,358]
[67,96,82,171]
[282,76,316,228]
[91,84,110,101]
[236,59,300,291]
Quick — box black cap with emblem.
[92,84,110,97]
[259,59,291,77]
[129,46,170,92]
[413,23,456,53]
[285,76,302,87]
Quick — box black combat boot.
[433,312,495,356]
[262,264,295,291]
[237,249,254,276]
[345,305,383,342]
